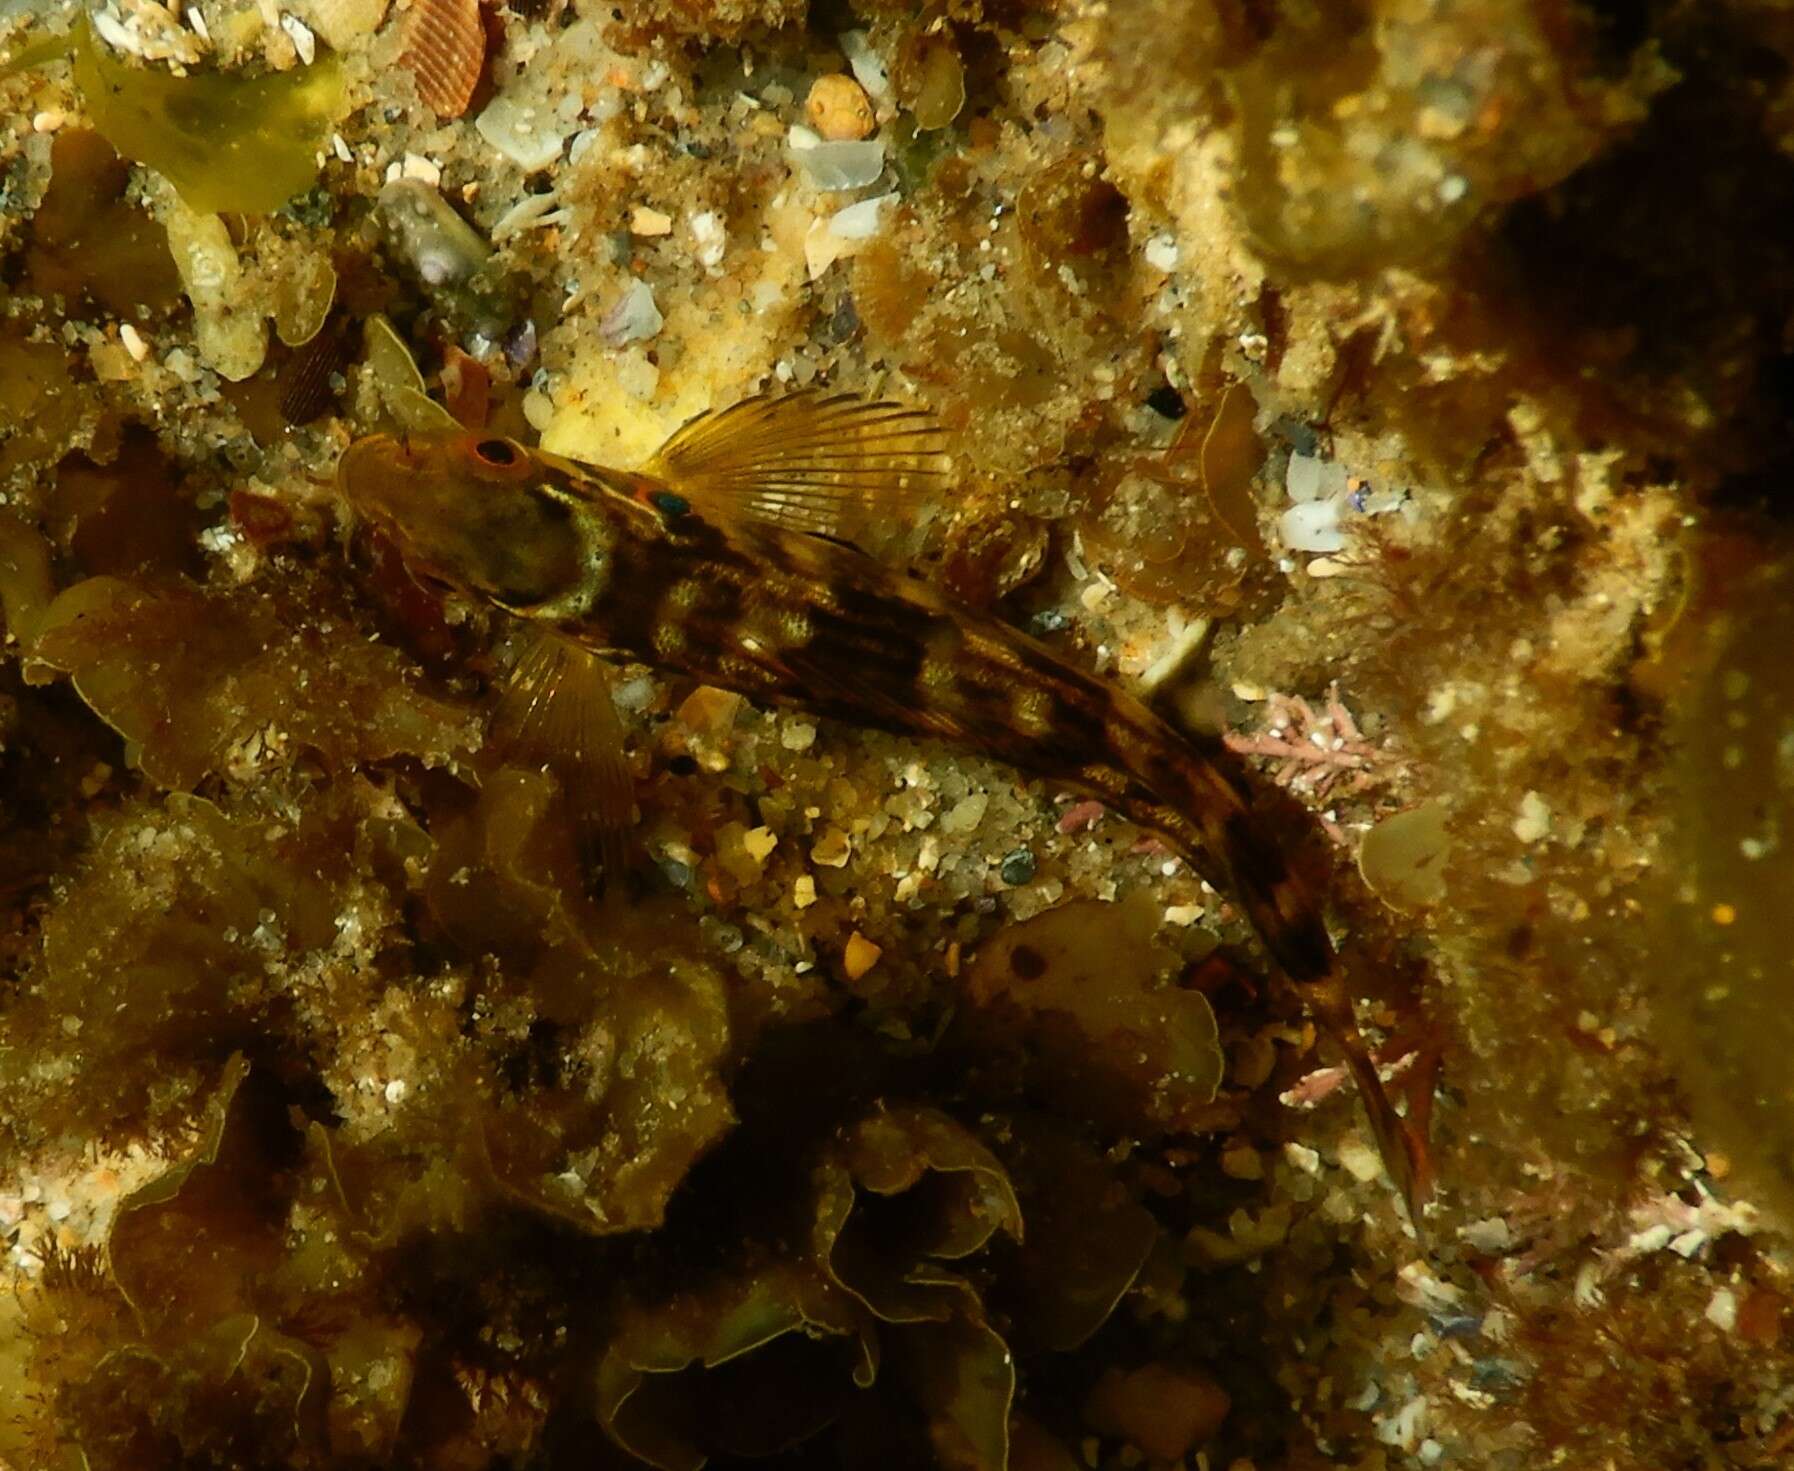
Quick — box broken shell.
[600,279,662,346]
[279,315,354,424]
[378,178,491,289]
[398,0,484,118]
[787,126,886,190]
[476,91,569,171]
[1359,799,1452,911]
[271,250,337,347]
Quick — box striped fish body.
[338,399,1426,1220]
[546,457,1340,989]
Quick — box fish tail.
[1112,714,1433,1228]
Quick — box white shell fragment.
[1280,452,1355,553]
[804,193,895,279]
[1358,799,1452,910]
[490,191,566,242]
[91,9,138,55]
[1143,232,1179,271]
[787,126,886,191]
[294,0,388,51]
[828,190,896,241]
[476,92,570,172]
[280,13,316,64]
[838,29,890,99]
[601,279,663,346]
[688,210,727,269]
[1279,498,1348,554]
[1286,452,1347,503]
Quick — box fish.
[338,390,1432,1224]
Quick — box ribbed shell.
[398,0,484,118]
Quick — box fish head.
[337,430,591,611]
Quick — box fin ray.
[490,633,635,883]
[643,390,950,538]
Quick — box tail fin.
[1218,802,1434,1231]
[1313,973,1435,1231]
[1109,714,1434,1231]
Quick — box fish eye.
[472,438,519,467]
[650,490,691,518]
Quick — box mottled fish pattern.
[338,391,1428,1221]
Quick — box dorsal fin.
[489,631,635,888]
[641,390,951,540]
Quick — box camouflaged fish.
[338,391,1430,1220]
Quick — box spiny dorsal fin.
[641,390,951,540]
[490,632,635,886]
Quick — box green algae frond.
[71,20,344,215]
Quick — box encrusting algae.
[3,0,1794,1468]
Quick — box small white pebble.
[46,1199,71,1223]
[1163,904,1202,926]
[31,108,66,133]
[384,1078,409,1105]
[1143,232,1179,271]
[186,4,209,40]
[401,152,442,186]
[688,209,727,269]
[92,10,138,54]
[1338,1136,1384,1182]
[279,12,315,64]
[119,323,149,362]
[332,132,353,163]
[793,874,817,909]
[838,29,890,99]
[1669,1227,1707,1258]
[1512,789,1552,844]
[781,719,817,752]
[1705,1286,1737,1331]
[1283,1141,1322,1175]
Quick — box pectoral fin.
[642,390,950,540]
[490,632,635,886]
